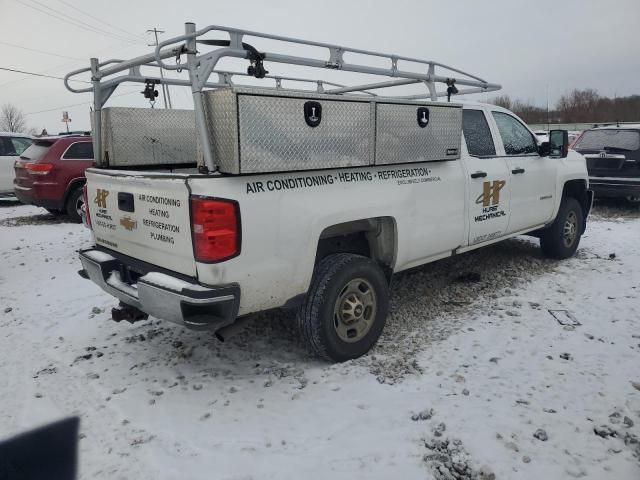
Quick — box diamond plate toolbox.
[202,87,462,174]
[100,107,197,167]
[375,101,462,165]
[203,87,374,174]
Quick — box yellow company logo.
[475,180,506,207]
[119,216,137,231]
[94,189,109,209]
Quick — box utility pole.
[147,28,172,109]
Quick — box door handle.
[511,168,525,174]
[470,171,487,179]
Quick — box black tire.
[65,187,84,223]
[297,253,389,362]
[540,197,583,259]
[45,208,62,215]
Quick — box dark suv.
[14,135,94,222]
[573,125,640,203]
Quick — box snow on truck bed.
[0,197,639,479]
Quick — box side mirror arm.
[538,141,551,157]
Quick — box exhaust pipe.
[215,315,255,342]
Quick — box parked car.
[14,134,94,222]
[0,132,32,197]
[572,125,640,203]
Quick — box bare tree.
[0,104,28,133]
[490,95,513,110]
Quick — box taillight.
[24,163,53,175]
[83,184,92,228]
[191,197,240,262]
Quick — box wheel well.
[315,217,396,279]
[63,177,86,204]
[562,178,589,216]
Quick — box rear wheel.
[540,197,583,259]
[297,253,389,362]
[65,187,84,223]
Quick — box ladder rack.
[64,22,501,172]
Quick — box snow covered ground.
[1,198,639,480]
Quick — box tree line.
[490,89,640,124]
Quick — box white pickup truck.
[68,24,592,361]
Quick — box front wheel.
[297,253,389,362]
[540,197,584,259]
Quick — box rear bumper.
[589,177,640,198]
[14,183,64,210]
[79,248,240,330]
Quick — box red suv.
[14,135,94,222]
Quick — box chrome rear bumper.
[79,248,240,330]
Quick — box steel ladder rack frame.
[64,22,501,172]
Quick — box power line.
[22,0,143,44]
[0,40,83,60]
[0,66,91,83]
[25,90,140,115]
[53,0,148,42]
[13,0,143,46]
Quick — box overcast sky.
[1,0,638,133]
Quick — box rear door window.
[0,137,17,156]
[462,109,496,157]
[62,142,94,160]
[492,112,538,155]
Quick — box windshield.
[573,129,640,151]
[19,140,53,161]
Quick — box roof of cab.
[0,131,32,138]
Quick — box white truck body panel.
[84,104,589,318]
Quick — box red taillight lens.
[24,163,53,175]
[83,184,92,228]
[191,197,240,262]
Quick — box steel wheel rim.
[333,278,377,343]
[563,210,578,248]
[75,196,85,218]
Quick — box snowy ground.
[1,198,639,480]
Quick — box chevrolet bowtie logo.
[119,216,137,231]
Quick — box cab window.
[462,109,496,157]
[492,111,538,155]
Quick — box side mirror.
[549,129,569,158]
[538,141,551,157]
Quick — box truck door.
[461,108,512,246]
[490,111,556,233]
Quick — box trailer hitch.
[111,302,149,324]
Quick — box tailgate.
[85,170,196,276]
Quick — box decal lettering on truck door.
[474,180,507,223]
[94,189,109,208]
